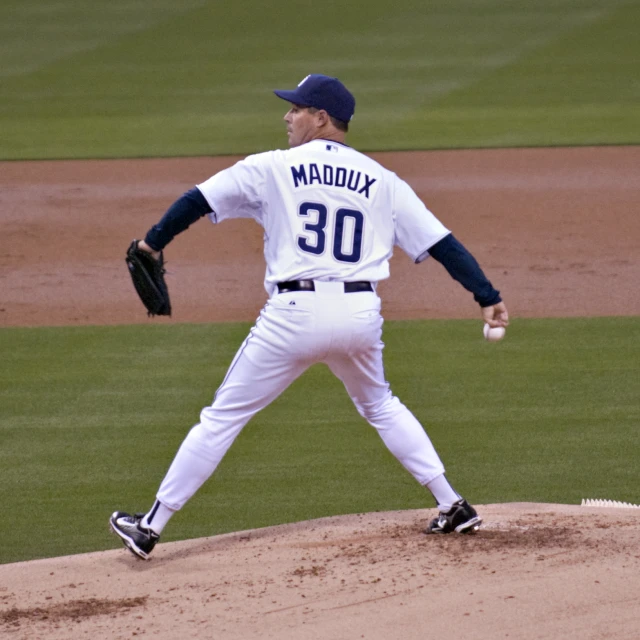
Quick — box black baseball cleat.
[425,498,482,534]
[109,511,160,560]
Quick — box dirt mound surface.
[1,503,639,639]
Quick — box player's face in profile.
[283,105,317,147]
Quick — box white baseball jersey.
[197,139,450,293]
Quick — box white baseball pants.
[156,281,445,511]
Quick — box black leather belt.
[277,280,373,294]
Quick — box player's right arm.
[428,234,508,327]
[392,177,508,327]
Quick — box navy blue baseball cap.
[274,74,355,123]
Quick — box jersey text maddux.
[290,163,377,198]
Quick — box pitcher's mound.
[1,503,639,640]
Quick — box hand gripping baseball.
[482,301,509,328]
[125,240,172,316]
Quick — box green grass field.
[1,0,638,159]
[1,318,638,564]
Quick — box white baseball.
[483,323,505,342]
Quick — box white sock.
[141,500,175,535]
[425,474,461,512]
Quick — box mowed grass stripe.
[0,0,637,159]
[1,316,638,563]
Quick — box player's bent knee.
[358,394,405,425]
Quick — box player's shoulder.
[290,140,395,173]
[228,149,283,180]
[243,143,400,185]
[340,145,398,181]
[240,149,280,166]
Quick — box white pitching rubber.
[581,499,640,509]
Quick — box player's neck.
[310,130,347,145]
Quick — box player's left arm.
[141,187,213,255]
[136,152,268,260]
[428,234,509,328]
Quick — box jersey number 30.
[297,202,364,263]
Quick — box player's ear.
[315,109,330,127]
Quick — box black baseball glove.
[125,240,171,316]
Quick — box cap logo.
[297,75,310,87]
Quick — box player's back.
[261,139,396,286]
[197,137,448,291]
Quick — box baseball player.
[110,74,509,559]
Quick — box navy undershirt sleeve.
[428,233,502,307]
[144,187,213,251]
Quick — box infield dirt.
[1,146,639,326]
[1,146,639,639]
